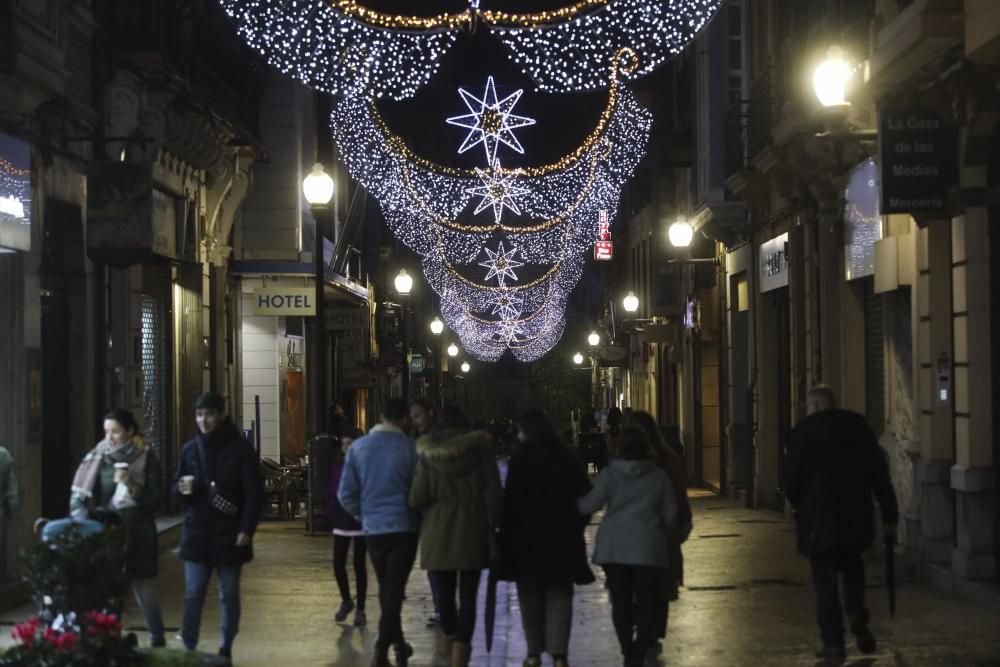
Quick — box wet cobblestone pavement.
[5,492,1000,666]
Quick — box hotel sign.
[758,232,788,293]
[254,287,316,316]
[879,110,957,214]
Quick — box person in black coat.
[786,385,898,664]
[172,392,263,665]
[501,410,594,667]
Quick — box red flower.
[12,616,40,647]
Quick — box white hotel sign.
[253,287,316,316]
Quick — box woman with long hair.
[409,405,501,667]
[578,426,677,667]
[70,409,165,647]
[626,411,693,656]
[327,426,367,627]
[502,410,594,667]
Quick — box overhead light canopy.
[394,269,413,295]
[813,46,852,108]
[302,163,335,206]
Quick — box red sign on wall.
[594,241,613,261]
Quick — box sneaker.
[394,641,413,667]
[814,646,846,664]
[851,619,877,654]
[335,600,355,623]
[426,615,441,628]
[522,657,542,667]
[354,610,367,627]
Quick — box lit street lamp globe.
[394,269,413,295]
[623,291,639,313]
[447,343,459,357]
[588,331,600,347]
[460,361,470,373]
[573,352,584,365]
[302,163,335,206]
[813,46,852,108]
[668,218,694,248]
[429,317,444,335]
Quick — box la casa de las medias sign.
[878,109,958,215]
[254,286,316,316]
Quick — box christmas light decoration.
[466,161,529,224]
[477,241,524,287]
[218,0,722,98]
[446,76,536,165]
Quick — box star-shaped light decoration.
[496,318,524,345]
[477,242,524,287]
[465,161,529,224]
[446,76,536,165]
[486,290,523,321]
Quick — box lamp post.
[621,291,639,408]
[459,361,470,409]
[395,269,413,403]
[813,46,852,108]
[587,331,601,408]
[447,343,459,403]
[430,316,444,406]
[668,217,694,248]
[303,163,334,436]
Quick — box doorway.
[771,287,791,509]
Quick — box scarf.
[70,435,149,508]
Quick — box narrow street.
[8,493,993,667]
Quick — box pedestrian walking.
[577,427,677,667]
[172,392,264,666]
[626,411,693,657]
[408,405,501,667]
[69,409,165,647]
[409,398,444,629]
[327,426,367,627]
[501,410,594,667]
[786,385,899,664]
[338,398,420,667]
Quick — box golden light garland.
[330,0,612,31]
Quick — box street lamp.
[588,331,600,347]
[573,352,584,365]
[430,316,444,406]
[668,218,694,248]
[460,361,470,373]
[623,291,639,313]
[813,46,852,108]
[394,269,413,295]
[303,163,335,206]
[447,343,459,357]
[303,163,335,438]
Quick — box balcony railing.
[725,100,750,177]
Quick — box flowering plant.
[1,611,142,667]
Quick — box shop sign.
[325,305,370,330]
[878,110,957,214]
[254,287,316,316]
[758,232,788,293]
[843,158,882,281]
[594,240,613,260]
[409,354,424,374]
[0,132,31,251]
[151,189,178,259]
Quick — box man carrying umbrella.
[786,385,898,665]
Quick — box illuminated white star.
[446,76,536,164]
[465,161,528,224]
[477,242,524,287]
[486,290,523,321]
[496,318,524,344]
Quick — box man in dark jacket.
[172,392,263,665]
[786,385,898,664]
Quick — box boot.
[451,641,472,667]
[370,643,391,667]
[434,634,454,666]
[850,615,877,654]
[553,657,570,667]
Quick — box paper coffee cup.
[114,462,129,469]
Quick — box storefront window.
[0,133,31,251]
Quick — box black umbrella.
[885,536,896,618]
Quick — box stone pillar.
[950,209,996,579]
[916,219,955,567]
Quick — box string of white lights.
[217,0,458,100]
[489,0,722,92]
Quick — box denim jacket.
[338,423,420,535]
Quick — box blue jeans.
[131,578,165,645]
[182,562,242,651]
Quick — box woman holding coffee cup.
[69,408,165,647]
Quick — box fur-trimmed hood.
[416,429,493,476]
